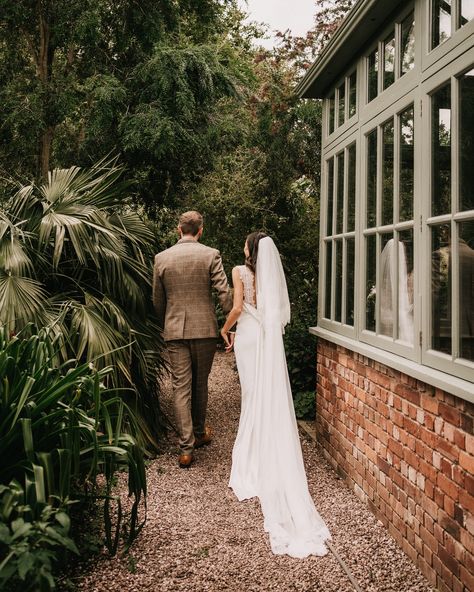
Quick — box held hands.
[220,328,235,353]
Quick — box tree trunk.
[37,3,54,180]
[40,126,54,181]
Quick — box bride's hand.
[220,329,235,352]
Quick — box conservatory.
[298,0,474,590]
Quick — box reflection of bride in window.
[380,238,414,342]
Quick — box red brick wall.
[316,338,474,592]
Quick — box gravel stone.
[73,352,435,592]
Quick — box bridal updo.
[245,231,267,273]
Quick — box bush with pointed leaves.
[0,158,166,448]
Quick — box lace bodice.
[238,265,256,307]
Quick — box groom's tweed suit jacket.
[153,238,232,341]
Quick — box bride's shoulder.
[231,265,245,280]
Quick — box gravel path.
[75,352,435,592]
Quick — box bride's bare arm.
[220,267,244,349]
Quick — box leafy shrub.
[0,160,166,449]
[0,327,147,590]
[0,481,78,592]
[293,391,316,420]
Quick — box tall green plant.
[0,327,147,590]
[0,159,165,447]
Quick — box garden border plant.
[0,326,147,591]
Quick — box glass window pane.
[336,152,345,234]
[459,221,474,361]
[368,49,379,102]
[349,71,357,118]
[432,84,451,217]
[431,0,452,49]
[383,33,396,90]
[327,158,334,236]
[460,0,474,27]
[329,93,335,135]
[346,238,355,327]
[460,68,474,212]
[398,230,414,343]
[401,13,415,75]
[335,240,343,322]
[382,119,394,226]
[347,143,356,232]
[367,130,377,228]
[380,233,395,337]
[366,234,377,331]
[338,82,345,127]
[432,224,452,354]
[324,242,332,319]
[400,107,414,222]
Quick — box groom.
[153,211,232,468]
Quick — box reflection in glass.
[460,69,474,212]
[346,238,355,327]
[461,0,474,26]
[401,13,415,75]
[325,242,332,319]
[327,158,334,236]
[379,233,394,337]
[347,144,356,232]
[432,224,452,354]
[368,49,379,102]
[367,130,377,228]
[383,33,396,89]
[335,240,343,322]
[382,119,394,226]
[338,82,345,127]
[400,107,414,221]
[336,152,345,234]
[329,93,335,135]
[431,0,452,49]
[366,234,377,331]
[432,84,451,217]
[459,222,474,361]
[349,71,357,118]
[398,230,414,343]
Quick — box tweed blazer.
[153,239,233,341]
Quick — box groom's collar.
[177,237,199,244]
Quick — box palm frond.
[0,274,46,332]
[1,159,167,452]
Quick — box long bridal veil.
[231,236,330,558]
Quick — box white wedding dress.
[229,237,331,558]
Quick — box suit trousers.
[166,338,217,454]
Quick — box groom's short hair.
[179,211,203,236]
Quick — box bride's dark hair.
[245,231,267,273]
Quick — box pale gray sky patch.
[239,0,316,48]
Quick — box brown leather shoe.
[194,426,213,449]
[178,453,193,468]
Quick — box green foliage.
[120,42,245,211]
[0,482,78,592]
[0,326,147,589]
[0,0,249,203]
[293,391,316,420]
[0,159,166,448]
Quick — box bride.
[220,232,331,558]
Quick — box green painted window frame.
[429,0,474,50]
[318,0,474,399]
[325,68,359,139]
[365,5,416,105]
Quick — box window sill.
[309,326,474,404]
